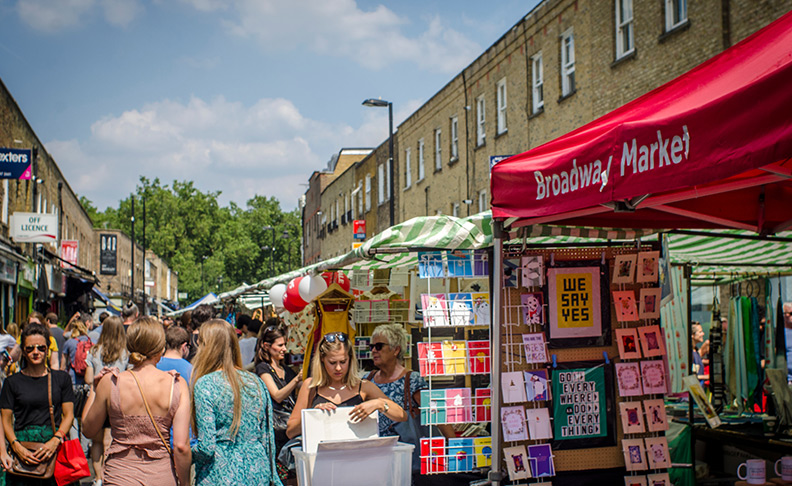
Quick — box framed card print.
[636,251,659,283]
[646,472,671,486]
[501,406,529,442]
[640,360,667,395]
[523,333,549,364]
[624,476,648,486]
[616,362,644,397]
[522,255,544,287]
[643,399,669,432]
[524,370,550,401]
[644,437,670,469]
[619,401,645,434]
[638,288,661,320]
[622,439,648,471]
[546,260,611,348]
[503,445,532,480]
[521,293,545,325]
[638,325,666,358]
[613,254,637,284]
[504,258,520,288]
[613,291,639,322]
[615,328,642,360]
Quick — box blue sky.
[0,0,540,210]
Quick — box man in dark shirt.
[46,312,66,353]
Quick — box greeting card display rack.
[494,243,672,485]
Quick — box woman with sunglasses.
[285,332,407,439]
[0,323,75,486]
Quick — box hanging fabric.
[660,265,689,393]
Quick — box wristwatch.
[382,400,390,413]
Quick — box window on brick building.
[478,189,488,213]
[452,202,460,217]
[450,116,459,161]
[496,78,507,135]
[405,147,412,188]
[434,129,442,171]
[531,53,544,114]
[378,164,385,205]
[418,139,425,181]
[665,0,688,31]
[560,29,576,97]
[616,0,634,59]
[357,181,363,215]
[365,175,372,212]
[476,95,486,146]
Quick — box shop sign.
[352,242,363,250]
[0,148,32,179]
[46,264,65,296]
[9,212,58,243]
[19,260,36,290]
[0,257,17,285]
[489,155,513,171]
[353,220,366,240]
[60,240,79,268]
[99,233,117,275]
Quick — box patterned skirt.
[4,424,57,486]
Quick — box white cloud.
[210,0,481,74]
[15,0,142,31]
[47,95,389,210]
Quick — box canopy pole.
[490,220,505,486]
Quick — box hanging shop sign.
[60,240,79,268]
[550,361,615,450]
[99,233,117,275]
[353,220,366,240]
[0,148,32,180]
[0,256,17,285]
[489,155,513,171]
[18,260,36,290]
[9,212,58,243]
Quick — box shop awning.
[491,10,792,233]
[166,292,218,316]
[91,286,121,315]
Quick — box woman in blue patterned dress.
[191,319,281,486]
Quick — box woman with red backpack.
[61,319,93,386]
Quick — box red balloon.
[282,292,304,313]
[286,277,308,307]
[320,272,334,287]
[334,272,350,292]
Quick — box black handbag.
[266,363,295,432]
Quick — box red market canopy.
[491,11,792,233]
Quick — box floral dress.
[373,371,428,436]
[192,370,282,486]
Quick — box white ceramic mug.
[775,456,792,481]
[737,459,765,485]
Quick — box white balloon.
[298,275,328,303]
[269,284,287,308]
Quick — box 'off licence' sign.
[10,212,58,243]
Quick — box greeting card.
[613,254,638,284]
[619,401,645,434]
[624,476,648,486]
[527,444,555,477]
[473,437,492,468]
[472,293,491,326]
[354,336,371,360]
[418,251,444,279]
[473,249,489,276]
[636,251,659,283]
[522,333,548,364]
[613,290,639,322]
[622,439,648,471]
[502,371,528,403]
[638,325,666,358]
[420,389,447,425]
[644,437,670,469]
[446,388,472,423]
[420,437,446,474]
[504,258,520,287]
[646,472,671,486]
[522,255,544,287]
[501,406,529,442]
[503,445,532,480]
[524,369,549,401]
[448,293,474,326]
[643,399,669,432]
[616,362,644,397]
[615,328,642,360]
[447,250,474,277]
[640,360,667,395]
[442,340,468,374]
[521,293,545,326]
[638,288,661,320]
[467,340,491,374]
[474,388,492,422]
[417,342,444,376]
[525,408,553,440]
[448,437,474,472]
[422,294,449,327]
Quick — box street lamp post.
[262,225,275,276]
[362,98,394,227]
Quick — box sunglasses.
[24,345,48,354]
[370,342,389,351]
[323,332,348,344]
